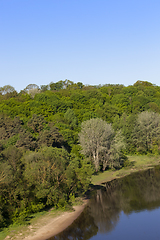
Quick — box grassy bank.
[1,155,160,240]
[92,155,160,185]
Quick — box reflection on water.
[48,207,98,240]
[48,166,160,240]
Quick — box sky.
[0,0,160,92]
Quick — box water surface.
[48,166,160,240]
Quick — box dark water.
[48,166,160,240]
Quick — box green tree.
[77,82,84,89]
[50,81,64,91]
[16,131,37,150]
[38,127,64,148]
[0,146,24,227]
[64,109,78,130]
[0,115,22,140]
[23,147,92,207]
[113,113,137,153]
[40,84,49,92]
[0,85,16,95]
[132,111,160,154]
[27,114,47,133]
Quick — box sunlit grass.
[92,155,160,185]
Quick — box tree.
[23,147,93,207]
[24,84,40,92]
[64,109,78,130]
[16,131,37,150]
[38,127,64,148]
[24,84,40,98]
[112,113,137,154]
[0,85,16,95]
[77,82,84,89]
[63,79,74,89]
[0,146,24,227]
[79,118,125,171]
[50,81,64,91]
[133,80,153,87]
[132,111,160,154]
[23,147,70,205]
[0,115,22,140]
[40,84,49,92]
[27,114,47,133]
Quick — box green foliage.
[71,145,83,158]
[1,80,160,229]
[16,131,37,150]
[2,135,19,149]
[38,127,64,148]
[112,113,137,154]
[60,129,78,149]
[64,108,78,129]
[132,111,160,154]
[0,85,16,95]
[0,146,93,228]
[27,114,47,133]
[40,84,49,92]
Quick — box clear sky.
[0,0,160,92]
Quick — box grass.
[92,155,160,185]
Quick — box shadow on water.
[48,165,160,240]
[47,206,98,240]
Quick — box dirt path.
[19,201,88,240]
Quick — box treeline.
[1,80,160,154]
[1,79,160,228]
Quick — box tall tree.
[79,118,125,171]
[132,111,160,154]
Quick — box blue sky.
[0,0,160,92]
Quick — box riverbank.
[1,155,160,240]
[1,200,88,240]
[92,155,160,185]
[24,200,88,240]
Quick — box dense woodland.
[1,79,160,229]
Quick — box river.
[48,166,160,240]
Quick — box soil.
[14,200,88,240]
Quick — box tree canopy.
[132,111,160,154]
[1,80,160,228]
[79,118,125,171]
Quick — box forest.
[1,79,160,229]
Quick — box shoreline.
[26,165,157,240]
[18,200,88,240]
[3,156,160,240]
